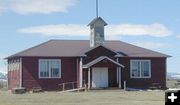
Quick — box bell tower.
[88,17,107,47]
[88,0,108,47]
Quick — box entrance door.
[92,67,108,88]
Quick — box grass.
[1,80,176,105]
[0,90,165,105]
[167,80,179,88]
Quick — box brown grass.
[0,80,174,105]
[0,90,165,105]
[167,80,179,88]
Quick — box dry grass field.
[1,80,178,105]
[0,90,165,105]
[167,80,179,88]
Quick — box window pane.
[40,60,49,77]
[131,61,140,77]
[141,61,150,77]
[50,60,60,78]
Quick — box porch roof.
[83,56,124,68]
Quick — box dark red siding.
[120,57,166,89]
[108,68,117,87]
[8,45,167,90]
[22,57,78,91]
[8,70,20,89]
[83,46,167,89]
[8,58,21,90]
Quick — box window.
[130,60,151,78]
[39,59,61,78]
[39,60,49,78]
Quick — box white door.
[92,67,108,88]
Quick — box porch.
[81,56,124,89]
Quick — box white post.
[88,68,90,89]
[7,60,9,89]
[118,67,121,88]
[19,58,22,88]
[116,58,119,84]
[76,58,79,88]
[63,83,65,91]
[124,81,126,90]
[79,57,83,88]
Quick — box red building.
[6,17,170,91]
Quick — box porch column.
[118,67,121,88]
[116,58,119,84]
[19,58,22,88]
[79,57,83,88]
[88,68,91,89]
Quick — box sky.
[0,0,180,73]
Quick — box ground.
[0,90,164,105]
[167,80,179,88]
[1,80,178,105]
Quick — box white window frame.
[130,60,151,78]
[39,59,61,79]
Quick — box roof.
[6,40,171,59]
[83,45,117,55]
[83,56,124,68]
[88,17,108,26]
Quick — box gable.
[85,45,117,58]
[83,56,124,68]
[88,17,108,26]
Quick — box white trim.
[124,81,126,90]
[83,56,124,68]
[116,58,119,84]
[118,67,121,88]
[88,68,91,89]
[38,59,61,79]
[76,58,79,87]
[165,59,167,87]
[130,60,151,78]
[7,60,9,89]
[19,58,22,88]
[79,57,83,88]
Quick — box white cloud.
[0,54,5,62]
[107,24,172,37]
[0,54,7,74]
[18,24,88,36]
[131,42,168,49]
[177,35,180,38]
[0,0,77,14]
[18,23,172,39]
[0,56,3,60]
[0,4,6,13]
[0,5,3,11]
[0,67,7,74]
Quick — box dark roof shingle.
[6,40,170,59]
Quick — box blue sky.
[0,0,180,73]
